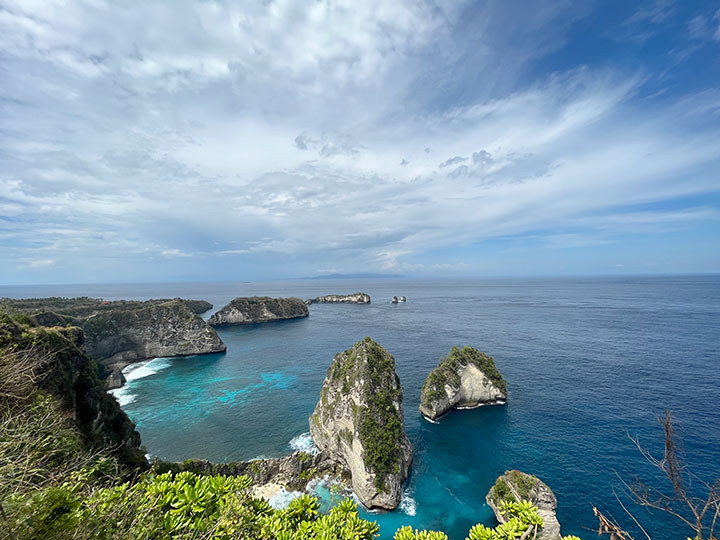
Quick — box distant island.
[301,272,405,280]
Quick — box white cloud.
[0,1,718,282]
[160,249,193,258]
[22,258,56,269]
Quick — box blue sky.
[1,0,719,284]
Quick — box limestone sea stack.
[419,346,507,421]
[486,470,562,540]
[309,337,413,510]
[208,296,309,326]
[305,293,371,305]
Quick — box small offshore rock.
[419,346,507,420]
[486,470,562,540]
[208,296,309,326]
[305,293,371,305]
[309,337,413,510]
[105,367,127,390]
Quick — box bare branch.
[613,489,651,540]
[593,506,634,540]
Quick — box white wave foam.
[289,432,319,455]
[457,399,506,410]
[400,489,417,516]
[123,357,173,383]
[109,358,173,407]
[109,385,136,407]
[268,487,303,510]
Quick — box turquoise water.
[2,277,719,539]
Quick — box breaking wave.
[289,432,319,454]
[109,358,173,407]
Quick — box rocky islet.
[208,296,309,325]
[419,346,507,421]
[309,337,413,510]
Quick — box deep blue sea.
[2,276,719,540]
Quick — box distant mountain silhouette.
[301,273,405,280]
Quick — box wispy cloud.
[0,0,719,283]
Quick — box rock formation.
[420,346,506,421]
[82,299,226,370]
[305,293,371,305]
[208,296,309,326]
[486,470,562,540]
[0,297,225,375]
[105,367,127,390]
[309,337,413,510]
[158,450,346,493]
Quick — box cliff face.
[309,337,413,510]
[305,293,371,305]
[0,313,146,470]
[82,299,226,369]
[0,297,225,371]
[420,346,507,421]
[486,470,562,540]
[208,297,309,326]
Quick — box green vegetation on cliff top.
[0,297,213,325]
[489,470,540,505]
[218,296,309,320]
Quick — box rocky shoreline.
[157,450,349,495]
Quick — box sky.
[1,0,719,284]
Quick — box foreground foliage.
[6,471,380,540]
[6,469,585,540]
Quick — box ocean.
[2,276,718,539]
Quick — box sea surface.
[2,276,719,539]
